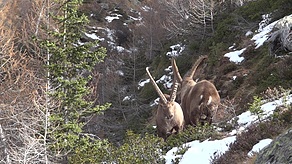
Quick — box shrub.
[213,14,238,44]
[249,96,264,123]
[101,131,165,163]
[209,42,227,66]
[237,0,272,21]
[163,124,218,153]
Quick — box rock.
[255,128,292,164]
[267,14,292,55]
[274,15,292,30]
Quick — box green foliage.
[67,136,111,163]
[101,131,165,163]
[209,42,226,66]
[139,83,158,101]
[213,14,238,44]
[189,41,202,52]
[271,0,292,19]
[170,144,191,164]
[163,124,217,152]
[152,54,171,75]
[237,0,292,21]
[249,96,264,123]
[237,0,273,21]
[40,0,108,162]
[70,131,165,163]
[243,47,291,94]
[139,54,172,100]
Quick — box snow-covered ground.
[164,94,292,163]
[223,14,292,64]
[165,136,236,163]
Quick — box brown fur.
[156,94,184,140]
[172,56,220,126]
[146,67,184,140]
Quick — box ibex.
[171,55,220,126]
[146,67,184,140]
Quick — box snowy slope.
[164,94,292,163]
[143,14,292,164]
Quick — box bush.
[244,47,291,94]
[249,96,264,123]
[213,14,238,44]
[237,0,272,21]
[209,42,227,66]
[97,131,165,163]
[163,124,218,153]
[236,0,292,22]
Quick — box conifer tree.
[40,0,108,162]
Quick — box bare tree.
[135,1,168,59]
[162,0,217,39]
[0,0,54,163]
[0,31,50,163]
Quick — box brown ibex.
[146,67,184,140]
[171,55,220,126]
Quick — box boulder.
[274,15,292,30]
[267,14,292,55]
[255,128,292,164]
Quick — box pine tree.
[40,0,109,162]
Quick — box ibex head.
[146,67,178,111]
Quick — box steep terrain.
[0,0,291,163]
[79,0,292,162]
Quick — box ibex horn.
[170,81,178,102]
[146,67,168,105]
[171,58,183,84]
[187,55,208,79]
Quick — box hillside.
[0,0,291,163]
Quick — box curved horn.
[146,67,168,105]
[170,81,178,102]
[171,58,183,84]
[186,55,208,79]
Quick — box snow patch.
[105,13,122,23]
[251,20,278,49]
[84,32,105,41]
[224,48,246,64]
[248,139,273,157]
[166,44,185,57]
[138,79,150,89]
[165,136,236,164]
